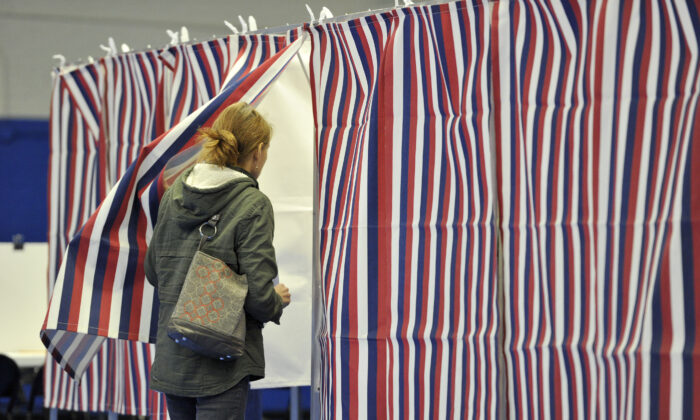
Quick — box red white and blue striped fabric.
[100,51,168,189]
[97,50,169,418]
[308,2,499,418]
[46,52,168,417]
[48,65,104,298]
[42,32,305,400]
[161,37,232,127]
[161,32,303,127]
[46,65,113,414]
[492,0,700,418]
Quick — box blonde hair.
[197,102,272,167]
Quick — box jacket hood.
[168,165,258,229]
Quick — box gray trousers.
[165,378,249,420]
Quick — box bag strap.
[197,214,221,251]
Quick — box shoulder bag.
[167,214,248,361]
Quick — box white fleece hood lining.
[184,163,248,189]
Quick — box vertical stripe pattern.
[47,65,113,415]
[161,34,298,127]
[308,2,499,418]
[98,50,168,419]
[492,0,700,418]
[100,51,167,188]
[161,37,231,127]
[46,52,167,417]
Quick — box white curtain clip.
[237,15,248,33]
[180,26,190,42]
[305,4,316,23]
[108,37,117,55]
[248,16,258,32]
[52,54,66,68]
[224,20,239,35]
[99,38,117,57]
[319,7,333,23]
[166,29,179,45]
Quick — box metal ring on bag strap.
[198,221,218,240]
[197,215,220,251]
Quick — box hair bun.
[216,129,237,146]
[198,126,240,164]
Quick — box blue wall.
[0,119,49,242]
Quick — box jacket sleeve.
[237,197,284,325]
[144,194,169,288]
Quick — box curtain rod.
[55,0,471,70]
[247,0,467,35]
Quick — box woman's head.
[197,102,272,178]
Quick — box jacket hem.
[150,368,265,398]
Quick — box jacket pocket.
[151,338,204,391]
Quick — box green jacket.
[144,166,284,397]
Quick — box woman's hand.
[275,283,291,308]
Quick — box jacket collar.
[227,165,258,189]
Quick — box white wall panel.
[254,39,314,388]
[0,243,48,353]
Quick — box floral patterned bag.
[167,214,247,360]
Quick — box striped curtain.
[100,51,167,188]
[309,2,499,418]
[43,35,306,417]
[46,66,111,413]
[492,0,700,418]
[160,37,232,127]
[48,65,104,298]
[161,32,304,127]
[100,50,167,418]
[310,0,700,418]
[46,50,168,417]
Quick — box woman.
[144,102,291,419]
